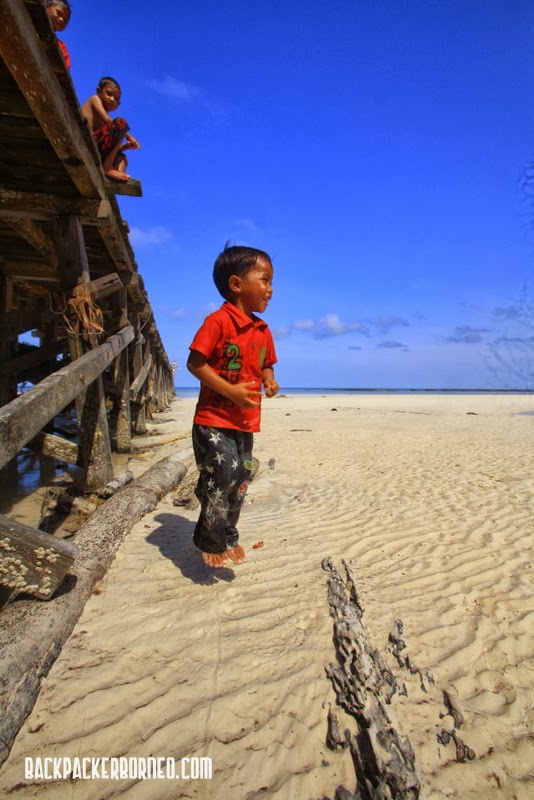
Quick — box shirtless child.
[81,77,140,181]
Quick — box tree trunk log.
[0,446,194,768]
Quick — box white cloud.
[272,325,290,339]
[315,314,367,339]
[293,319,315,331]
[129,226,173,247]
[149,76,199,102]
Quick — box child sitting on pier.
[81,77,140,182]
[187,245,279,568]
[42,0,71,69]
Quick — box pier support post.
[54,215,113,490]
[112,287,131,453]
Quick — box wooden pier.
[0,0,175,604]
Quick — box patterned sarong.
[93,118,129,164]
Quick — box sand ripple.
[0,394,532,799]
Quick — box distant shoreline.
[175,386,533,395]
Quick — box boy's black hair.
[42,0,71,12]
[213,243,272,300]
[97,76,121,93]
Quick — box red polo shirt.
[189,302,277,432]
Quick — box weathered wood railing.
[0,0,177,607]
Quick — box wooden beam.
[94,215,135,272]
[0,338,67,376]
[130,353,152,396]
[117,270,140,287]
[25,431,79,465]
[72,272,123,303]
[0,304,45,336]
[0,324,134,470]
[0,258,58,281]
[0,0,105,199]
[0,190,110,221]
[104,177,143,198]
[3,216,58,267]
[0,514,78,600]
[53,214,89,290]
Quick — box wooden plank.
[25,431,79,465]
[104,177,143,198]
[131,315,147,433]
[130,353,152,396]
[1,260,55,281]
[72,272,122,302]
[53,214,89,289]
[0,324,134,470]
[53,215,113,489]
[94,215,135,272]
[0,338,67,376]
[0,189,110,221]
[0,303,45,335]
[0,513,78,600]
[111,287,131,452]
[0,0,105,199]
[3,215,58,266]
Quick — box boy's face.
[231,257,274,316]
[47,3,70,31]
[97,83,121,112]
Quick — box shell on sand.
[0,392,532,800]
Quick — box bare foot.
[201,551,228,568]
[106,169,129,182]
[226,545,246,564]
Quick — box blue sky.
[66,0,534,389]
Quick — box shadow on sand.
[146,512,236,586]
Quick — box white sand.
[1,392,533,799]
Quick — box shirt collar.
[221,301,267,330]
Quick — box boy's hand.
[228,381,262,408]
[263,379,279,398]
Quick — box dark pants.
[192,424,253,554]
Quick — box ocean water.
[175,386,533,399]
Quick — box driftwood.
[322,557,421,800]
[388,619,435,693]
[25,431,80,466]
[131,431,190,450]
[0,446,194,769]
[95,469,134,498]
[0,514,78,601]
[388,621,475,765]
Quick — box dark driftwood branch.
[322,557,421,800]
[0,446,193,769]
[388,619,435,694]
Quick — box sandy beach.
[0,392,533,799]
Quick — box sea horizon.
[174,386,533,398]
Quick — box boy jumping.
[187,245,279,568]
